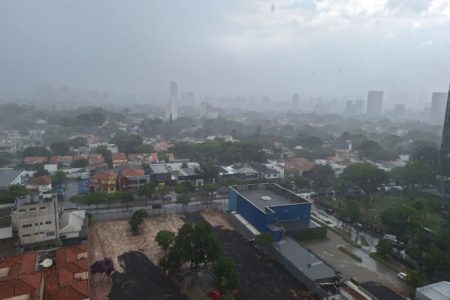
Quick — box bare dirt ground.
[88,214,185,300]
[89,211,307,300]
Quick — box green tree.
[376,239,393,257]
[138,183,155,207]
[94,146,112,168]
[306,164,336,191]
[71,158,89,168]
[155,230,176,253]
[162,223,221,270]
[294,175,310,189]
[341,163,387,195]
[411,142,439,171]
[22,146,50,158]
[356,140,391,161]
[69,136,87,148]
[175,181,196,194]
[255,233,274,247]
[341,163,387,222]
[340,199,361,224]
[213,257,240,292]
[279,178,293,190]
[129,209,148,235]
[50,141,70,155]
[177,193,190,210]
[391,161,435,192]
[110,132,143,154]
[52,171,67,185]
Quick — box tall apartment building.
[439,85,450,195]
[430,92,448,125]
[366,91,383,117]
[165,81,178,121]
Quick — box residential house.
[119,167,150,191]
[0,245,90,300]
[112,152,127,168]
[50,156,73,167]
[59,210,86,240]
[127,153,159,165]
[91,170,117,193]
[24,156,48,165]
[284,157,315,177]
[219,164,260,182]
[28,175,52,196]
[0,252,42,300]
[43,245,90,300]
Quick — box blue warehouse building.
[229,183,313,241]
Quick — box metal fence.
[89,202,227,221]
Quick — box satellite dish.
[260,195,271,201]
[40,258,53,268]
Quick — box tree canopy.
[341,163,388,195]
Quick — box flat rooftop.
[274,237,336,282]
[417,281,450,300]
[234,183,310,212]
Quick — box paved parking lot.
[304,230,408,295]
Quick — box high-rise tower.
[366,91,383,117]
[438,86,450,195]
[166,81,178,121]
[430,92,447,124]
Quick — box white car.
[397,272,407,280]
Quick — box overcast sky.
[1,0,450,106]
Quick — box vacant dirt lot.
[89,214,185,300]
[89,211,307,300]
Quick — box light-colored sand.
[88,214,186,300]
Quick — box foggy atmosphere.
[0,1,450,300]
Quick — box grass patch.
[338,246,362,262]
[359,235,369,247]
[369,252,401,273]
[329,227,362,248]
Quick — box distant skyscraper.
[430,92,448,125]
[393,104,406,116]
[439,85,450,195]
[366,91,383,116]
[166,81,178,121]
[292,93,299,108]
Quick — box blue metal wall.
[228,188,238,211]
[270,203,311,222]
[228,187,311,241]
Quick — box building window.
[45,221,52,225]
[40,206,46,210]
[47,231,55,237]
[29,208,36,211]
[18,209,26,212]
[22,234,30,237]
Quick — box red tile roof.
[30,175,52,186]
[0,252,41,300]
[44,245,89,300]
[285,157,315,173]
[112,152,127,162]
[0,246,89,300]
[50,156,73,164]
[93,170,117,181]
[121,167,145,177]
[24,156,48,164]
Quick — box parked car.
[397,272,407,280]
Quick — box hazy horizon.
[1,0,450,107]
